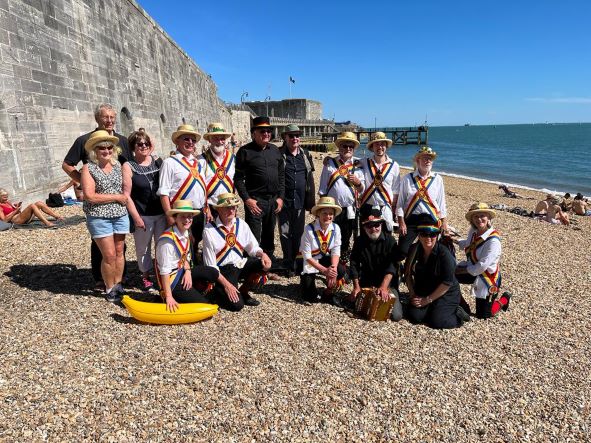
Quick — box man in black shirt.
[235,116,285,259]
[348,206,403,321]
[62,103,131,289]
[278,124,315,276]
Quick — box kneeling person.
[156,200,230,312]
[348,206,403,321]
[202,193,272,311]
[299,196,347,303]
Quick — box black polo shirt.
[235,141,285,200]
[63,128,131,166]
[412,242,459,298]
[349,231,399,287]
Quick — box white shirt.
[202,216,262,270]
[395,170,447,219]
[359,155,400,207]
[157,152,207,209]
[299,219,342,275]
[155,226,191,275]
[318,156,365,218]
[458,226,502,299]
[202,148,236,206]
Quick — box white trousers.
[133,214,167,273]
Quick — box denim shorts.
[86,214,130,239]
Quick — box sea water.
[357,123,591,196]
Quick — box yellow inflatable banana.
[121,295,218,325]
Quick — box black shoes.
[456,306,471,323]
[244,295,261,307]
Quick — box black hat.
[251,116,272,132]
[360,206,384,225]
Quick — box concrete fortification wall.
[0,0,243,201]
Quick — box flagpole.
[289,77,292,99]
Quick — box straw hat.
[212,193,241,209]
[281,124,302,137]
[465,202,496,222]
[334,131,360,149]
[311,196,342,217]
[366,131,392,151]
[84,130,119,153]
[413,146,437,161]
[171,124,201,144]
[203,122,231,141]
[166,199,201,216]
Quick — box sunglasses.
[136,142,150,147]
[287,134,300,139]
[364,222,382,229]
[340,144,355,150]
[257,129,272,134]
[182,137,197,143]
[419,232,439,238]
[97,146,114,151]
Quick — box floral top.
[83,162,127,218]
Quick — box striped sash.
[155,228,191,298]
[205,149,235,196]
[170,157,206,204]
[359,158,394,207]
[297,222,335,259]
[465,230,502,295]
[213,219,245,266]
[327,157,356,198]
[404,173,439,221]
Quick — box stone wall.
[245,99,323,121]
[0,0,233,201]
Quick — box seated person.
[560,193,572,212]
[348,206,403,321]
[572,193,591,216]
[0,188,63,227]
[455,203,511,319]
[535,194,569,225]
[299,196,347,303]
[498,184,519,198]
[202,193,272,311]
[155,199,235,312]
[404,216,468,329]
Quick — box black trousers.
[333,206,357,258]
[404,287,462,329]
[300,256,347,301]
[278,205,306,271]
[91,240,128,283]
[170,265,219,304]
[190,211,205,248]
[244,196,277,256]
[209,257,264,312]
[398,214,427,258]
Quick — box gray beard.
[367,231,381,241]
[210,145,225,156]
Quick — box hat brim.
[465,209,496,222]
[311,204,342,217]
[167,208,201,216]
[203,132,231,141]
[335,139,360,149]
[172,130,202,144]
[212,198,241,209]
[361,217,385,225]
[414,152,437,161]
[367,139,393,151]
[84,135,120,152]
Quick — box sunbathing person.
[535,195,569,225]
[498,184,520,198]
[572,193,591,216]
[0,188,63,227]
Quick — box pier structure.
[355,126,429,145]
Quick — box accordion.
[354,287,395,321]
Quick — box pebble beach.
[1,155,590,442]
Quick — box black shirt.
[349,231,399,287]
[281,147,307,209]
[411,242,459,298]
[63,128,131,166]
[129,157,164,216]
[235,141,285,200]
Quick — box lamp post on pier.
[264,96,271,116]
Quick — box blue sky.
[137,0,591,127]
